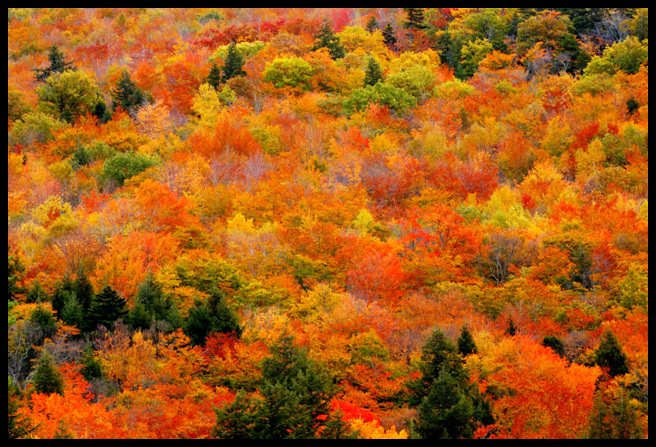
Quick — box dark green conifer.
[221,42,246,82]
[34,46,75,82]
[86,286,128,331]
[111,70,147,116]
[312,21,346,60]
[404,8,427,29]
[31,351,64,395]
[542,335,565,357]
[594,330,629,377]
[207,63,222,89]
[26,280,47,303]
[457,325,478,356]
[364,56,383,86]
[382,23,398,49]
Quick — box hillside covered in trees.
[8,8,648,439]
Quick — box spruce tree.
[594,330,629,377]
[31,351,64,395]
[382,23,397,49]
[221,42,246,83]
[404,8,426,29]
[505,318,517,336]
[73,271,94,315]
[366,15,379,33]
[312,21,346,60]
[80,346,102,382]
[8,248,25,302]
[457,325,478,356]
[61,294,84,328]
[26,280,47,303]
[51,276,75,317]
[34,46,75,82]
[207,63,222,89]
[184,288,241,346]
[86,286,128,331]
[364,56,383,86]
[111,70,147,116]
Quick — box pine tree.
[404,8,426,29]
[364,56,383,86]
[505,318,517,336]
[73,271,94,314]
[51,276,75,317]
[594,330,629,377]
[382,23,398,49]
[80,346,102,381]
[221,42,246,82]
[34,46,75,82]
[111,70,147,116]
[86,286,128,331]
[32,351,64,395]
[207,63,222,89]
[366,15,379,33]
[457,326,478,356]
[184,289,241,346]
[312,21,346,60]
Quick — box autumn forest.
[7,8,648,439]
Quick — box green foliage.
[111,70,147,116]
[343,82,417,115]
[457,326,477,356]
[584,36,648,76]
[34,45,75,82]
[9,111,68,147]
[61,294,84,328]
[626,97,640,115]
[51,276,75,317]
[594,330,629,377]
[31,350,64,395]
[128,273,177,330]
[207,63,222,89]
[8,249,25,302]
[26,281,48,303]
[80,346,102,381]
[101,151,157,187]
[312,21,346,59]
[213,41,265,62]
[8,376,36,439]
[542,335,565,357]
[364,56,383,87]
[386,64,435,101]
[221,41,246,82]
[404,8,427,29]
[459,38,494,78]
[37,70,104,124]
[589,386,643,439]
[183,289,241,346]
[29,305,57,341]
[86,286,128,331]
[263,57,314,90]
[213,333,338,439]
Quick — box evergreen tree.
[416,370,475,439]
[404,8,427,29]
[457,325,478,356]
[8,377,36,439]
[61,294,84,328]
[589,385,643,439]
[51,276,75,318]
[626,97,640,115]
[221,42,246,82]
[29,306,57,342]
[86,286,128,331]
[80,346,102,382]
[31,351,64,395]
[213,333,339,439]
[73,271,94,314]
[92,98,111,123]
[34,46,75,82]
[542,335,565,358]
[409,328,494,439]
[382,23,398,49]
[207,63,222,89]
[26,280,47,303]
[366,15,379,33]
[312,21,346,60]
[8,248,25,302]
[111,70,147,116]
[364,56,383,86]
[594,330,629,377]
[183,288,241,346]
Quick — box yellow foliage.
[348,419,408,439]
